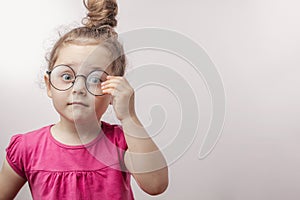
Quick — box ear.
[44,74,52,98]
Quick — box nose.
[72,75,87,95]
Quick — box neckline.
[47,121,106,149]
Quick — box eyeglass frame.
[46,64,110,96]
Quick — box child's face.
[44,44,113,124]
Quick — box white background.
[0,0,300,199]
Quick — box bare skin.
[0,159,26,200]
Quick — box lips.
[67,102,88,107]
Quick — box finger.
[103,77,132,90]
[101,78,122,86]
[102,76,133,95]
[101,81,120,88]
[101,82,119,90]
[102,79,130,91]
[102,88,116,96]
[106,76,130,84]
[106,75,123,80]
[102,81,128,93]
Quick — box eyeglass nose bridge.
[71,74,87,84]
[71,74,88,90]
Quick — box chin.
[73,116,99,124]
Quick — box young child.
[0,0,168,199]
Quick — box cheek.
[51,91,67,107]
[50,96,66,116]
[93,96,110,112]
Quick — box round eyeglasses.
[46,65,109,96]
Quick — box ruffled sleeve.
[113,124,128,151]
[112,124,129,171]
[5,134,27,179]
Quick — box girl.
[0,0,168,199]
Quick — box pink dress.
[6,121,134,200]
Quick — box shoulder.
[102,121,123,132]
[5,125,52,178]
[101,121,127,150]
[18,125,52,144]
[6,125,52,153]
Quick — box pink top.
[6,121,134,200]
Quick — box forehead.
[55,44,112,72]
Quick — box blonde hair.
[46,0,126,76]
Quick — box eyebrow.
[58,63,109,75]
[61,62,108,70]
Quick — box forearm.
[121,115,169,195]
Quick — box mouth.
[67,102,88,107]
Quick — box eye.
[61,73,74,81]
[87,76,101,84]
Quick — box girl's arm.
[101,76,169,195]
[0,159,26,200]
[121,115,169,196]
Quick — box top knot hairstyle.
[47,0,126,76]
[83,0,118,28]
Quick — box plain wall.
[0,0,299,199]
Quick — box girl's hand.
[101,76,136,122]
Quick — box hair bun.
[82,0,118,28]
